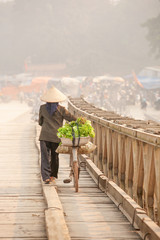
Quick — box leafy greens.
[57,117,95,140]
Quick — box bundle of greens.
[57,117,95,140]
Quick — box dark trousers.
[40,140,59,181]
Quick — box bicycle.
[61,136,89,192]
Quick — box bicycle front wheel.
[73,161,79,192]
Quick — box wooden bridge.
[0,99,160,240]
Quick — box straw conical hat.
[40,86,66,102]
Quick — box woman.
[39,86,76,184]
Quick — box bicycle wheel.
[73,161,79,192]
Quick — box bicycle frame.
[69,147,79,192]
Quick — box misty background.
[0,0,160,77]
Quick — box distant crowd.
[79,76,160,113]
[0,74,160,122]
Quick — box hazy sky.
[0,0,159,76]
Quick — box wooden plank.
[0,180,41,184]
[67,222,141,239]
[0,173,40,177]
[0,177,41,181]
[1,239,47,240]
[2,239,47,240]
[0,163,39,167]
[0,183,41,187]
[0,199,46,207]
[0,194,43,198]
[0,158,39,161]
[0,207,46,213]
[0,212,45,224]
[0,187,43,194]
[59,196,113,204]
[0,225,46,238]
[64,209,128,222]
[0,169,40,173]
[71,238,139,240]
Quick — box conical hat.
[40,86,67,102]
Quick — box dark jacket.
[39,104,76,143]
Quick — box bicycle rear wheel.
[73,161,79,192]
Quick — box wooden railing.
[68,97,160,226]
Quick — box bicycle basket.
[60,136,89,147]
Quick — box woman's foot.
[44,179,50,184]
[50,176,56,182]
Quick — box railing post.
[102,127,107,176]
[137,142,144,207]
[132,139,139,203]
[112,131,118,184]
[107,128,113,179]
[125,137,134,198]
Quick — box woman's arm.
[58,105,77,122]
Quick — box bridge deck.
[57,154,141,239]
[0,101,142,239]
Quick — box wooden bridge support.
[68,97,160,227]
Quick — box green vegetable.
[57,117,95,139]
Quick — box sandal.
[44,179,50,184]
[50,177,56,182]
